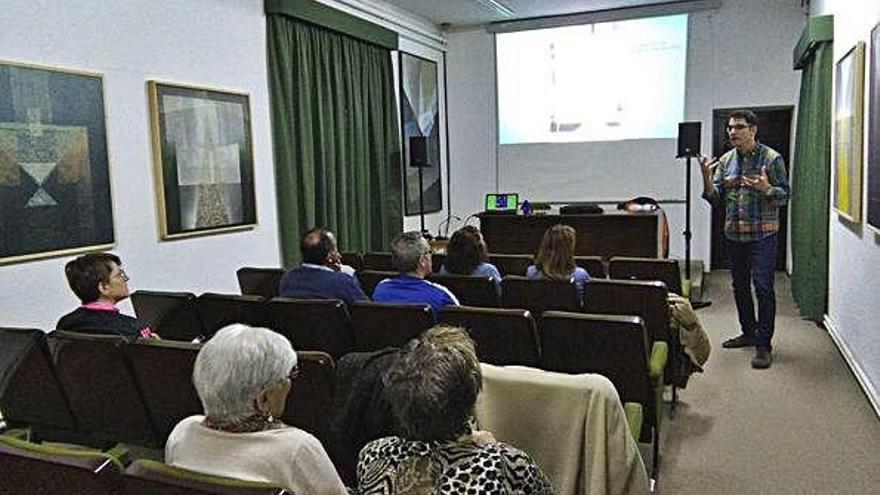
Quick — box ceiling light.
[473,0,514,17]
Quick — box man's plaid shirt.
[703,142,790,242]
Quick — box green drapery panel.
[267,15,402,266]
[790,16,833,320]
[265,0,398,50]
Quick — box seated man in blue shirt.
[372,231,459,315]
[278,227,368,305]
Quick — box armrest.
[623,402,643,441]
[649,341,668,381]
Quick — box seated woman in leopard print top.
[356,325,553,494]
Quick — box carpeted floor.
[656,271,880,494]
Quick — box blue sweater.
[372,274,459,316]
[278,265,368,305]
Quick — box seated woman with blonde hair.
[356,325,552,494]
[165,323,347,495]
[526,224,590,292]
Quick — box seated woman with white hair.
[165,323,347,494]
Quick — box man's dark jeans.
[727,234,777,350]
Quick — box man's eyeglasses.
[727,124,751,131]
[112,269,130,282]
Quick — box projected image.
[497,14,688,144]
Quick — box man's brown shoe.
[751,347,772,369]
[721,334,756,349]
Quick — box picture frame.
[148,81,256,239]
[0,60,115,265]
[867,25,880,233]
[399,52,442,216]
[833,42,866,223]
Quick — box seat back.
[49,331,159,447]
[355,270,396,298]
[574,256,607,278]
[431,253,447,273]
[609,257,682,296]
[131,290,205,342]
[340,251,363,272]
[582,279,670,344]
[501,276,582,317]
[488,253,533,277]
[0,327,76,432]
[540,312,651,408]
[124,459,288,495]
[349,302,434,351]
[267,298,354,359]
[280,351,335,447]
[0,435,123,494]
[474,363,649,495]
[196,293,272,337]
[439,306,539,366]
[361,251,394,271]
[126,340,203,443]
[236,267,286,299]
[427,274,498,307]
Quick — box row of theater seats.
[0,434,288,494]
[0,314,655,483]
[0,328,334,453]
[127,290,668,477]
[132,277,670,360]
[237,254,680,301]
[0,323,650,493]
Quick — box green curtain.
[267,16,402,266]
[790,22,833,320]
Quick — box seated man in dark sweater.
[278,227,368,305]
[56,252,158,341]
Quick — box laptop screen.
[485,193,519,213]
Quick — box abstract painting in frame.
[399,52,442,216]
[148,81,256,239]
[0,60,114,265]
[868,24,880,233]
[833,42,866,223]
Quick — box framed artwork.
[399,52,442,216]
[833,42,866,223]
[0,60,114,265]
[148,81,256,239]
[868,24,880,233]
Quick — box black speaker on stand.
[409,136,430,238]
[677,122,712,310]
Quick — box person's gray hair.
[383,325,481,441]
[192,323,297,422]
[391,231,430,273]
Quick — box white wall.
[812,0,880,415]
[0,0,281,330]
[445,0,806,264]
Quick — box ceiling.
[380,0,688,28]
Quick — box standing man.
[278,227,368,305]
[700,109,789,369]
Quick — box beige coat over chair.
[475,364,650,495]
